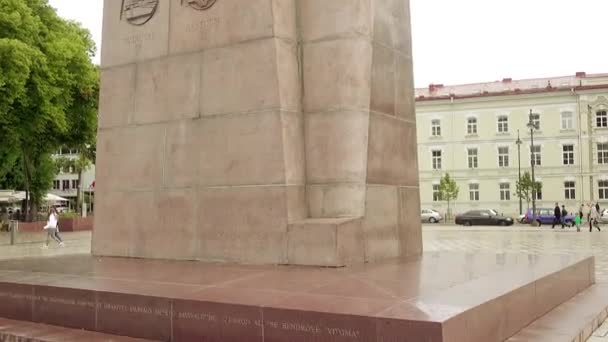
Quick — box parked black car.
[455,209,514,226]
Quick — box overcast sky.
[48,0,608,88]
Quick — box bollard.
[9,220,17,245]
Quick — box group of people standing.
[552,202,602,232]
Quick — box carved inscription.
[0,290,364,340]
[121,0,159,26]
[122,32,155,51]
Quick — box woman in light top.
[42,207,64,249]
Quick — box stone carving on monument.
[182,0,217,11]
[120,0,159,26]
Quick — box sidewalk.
[0,231,91,260]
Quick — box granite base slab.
[0,252,595,342]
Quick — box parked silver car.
[421,209,443,223]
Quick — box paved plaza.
[1,225,608,340]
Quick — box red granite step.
[507,283,608,342]
[0,317,156,342]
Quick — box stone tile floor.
[2,225,608,340]
[423,225,608,341]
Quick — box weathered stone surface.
[169,0,274,55]
[98,65,135,128]
[302,38,372,113]
[298,0,373,42]
[201,39,280,116]
[371,45,396,116]
[363,185,400,261]
[305,111,369,184]
[367,114,418,186]
[197,186,288,264]
[101,0,169,67]
[307,183,366,218]
[287,218,365,267]
[133,53,202,124]
[197,111,286,187]
[95,0,420,266]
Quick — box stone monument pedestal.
[94,0,420,266]
[0,253,598,341]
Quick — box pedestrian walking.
[560,205,567,229]
[552,203,561,229]
[590,203,602,232]
[42,208,64,249]
[574,211,582,232]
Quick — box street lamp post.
[516,130,523,215]
[527,109,539,225]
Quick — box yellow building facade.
[416,73,608,217]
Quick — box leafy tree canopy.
[0,0,99,218]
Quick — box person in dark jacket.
[552,203,561,229]
[560,205,568,229]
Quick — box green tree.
[439,173,459,220]
[0,0,99,220]
[516,171,542,210]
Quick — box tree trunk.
[76,169,82,215]
[21,148,32,222]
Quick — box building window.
[72,180,79,190]
[62,180,70,190]
[597,111,607,128]
[531,145,541,166]
[562,145,574,165]
[561,112,574,130]
[500,183,510,201]
[433,184,441,202]
[600,181,608,200]
[53,180,60,190]
[530,113,541,130]
[533,183,543,200]
[469,183,479,201]
[598,143,608,164]
[431,120,441,137]
[468,148,478,169]
[565,181,576,200]
[497,116,509,133]
[498,147,509,168]
[432,150,442,170]
[467,117,477,135]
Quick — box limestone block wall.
[94,0,306,263]
[94,0,420,264]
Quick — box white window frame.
[469,183,480,201]
[431,119,442,137]
[467,148,478,169]
[598,143,608,164]
[597,111,608,128]
[599,180,608,200]
[467,117,478,135]
[497,116,509,133]
[564,181,576,200]
[499,183,510,201]
[531,145,542,166]
[562,144,574,165]
[561,111,574,130]
[530,113,541,130]
[432,184,441,202]
[498,146,509,168]
[533,182,543,200]
[432,150,442,170]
